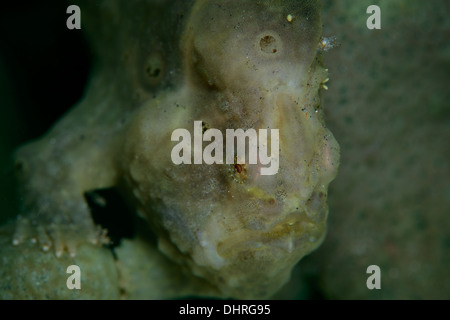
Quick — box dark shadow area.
[85,188,136,249]
[0,1,91,224]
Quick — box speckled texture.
[3,0,447,300]
[5,0,339,299]
[288,0,450,299]
[0,222,120,299]
[114,236,219,299]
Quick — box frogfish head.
[127,0,340,299]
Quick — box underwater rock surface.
[2,0,339,299]
[284,0,450,300]
[0,222,120,299]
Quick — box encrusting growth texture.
[4,0,339,299]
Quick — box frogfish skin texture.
[12,0,339,299]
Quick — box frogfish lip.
[216,210,323,258]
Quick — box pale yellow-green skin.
[12,0,339,298]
